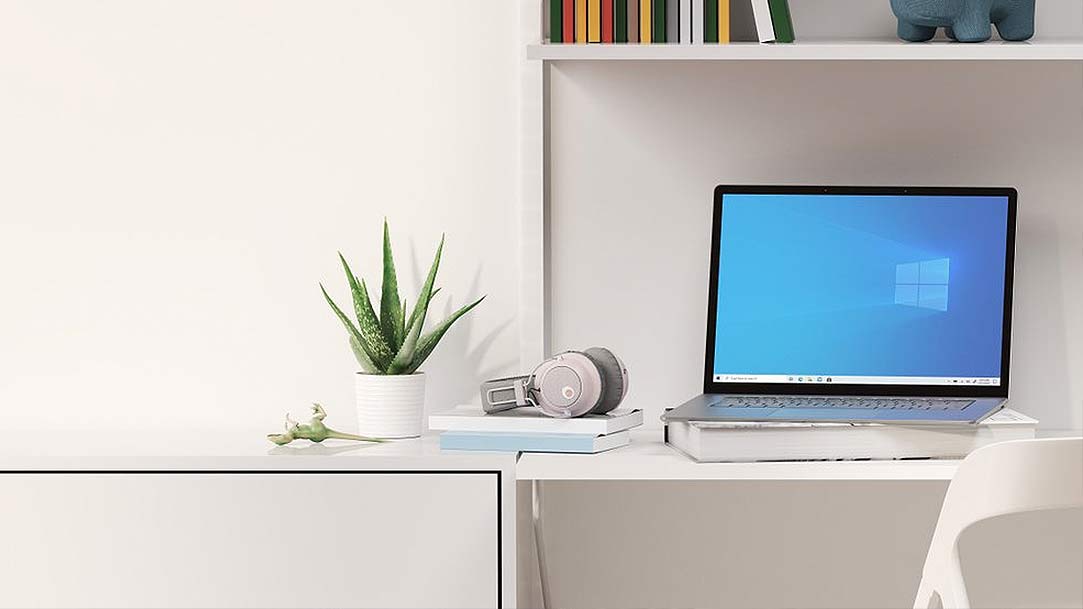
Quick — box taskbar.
[713,374,1000,386]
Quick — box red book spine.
[563,0,575,43]
[602,0,614,42]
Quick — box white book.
[429,405,643,435]
[666,408,1038,463]
[682,0,695,44]
[749,0,775,42]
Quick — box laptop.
[664,186,1017,425]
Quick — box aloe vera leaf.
[403,287,440,337]
[338,253,393,370]
[388,236,443,374]
[399,298,407,342]
[405,296,485,373]
[379,220,404,351]
[349,335,380,374]
[321,284,379,373]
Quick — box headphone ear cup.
[532,351,604,418]
[582,347,628,414]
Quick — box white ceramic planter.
[355,373,426,439]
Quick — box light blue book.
[440,430,631,454]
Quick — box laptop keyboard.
[713,396,974,411]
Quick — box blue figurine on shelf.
[890,0,1036,42]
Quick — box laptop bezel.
[703,185,1017,398]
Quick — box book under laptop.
[665,408,1037,463]
[664,186,1017,425]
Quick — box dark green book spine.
[550,0,563,42]
[768,0,794,42]
[704,0,718,42]
[615,0,628,42]
[615,0,632,41]
[652,0,666,42]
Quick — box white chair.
[914,437,1083,609]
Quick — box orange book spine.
[576,0,588,42]
[588,0,601,42]
[719,0,730,43]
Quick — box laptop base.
[663,394,1006,425]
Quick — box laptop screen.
[709,189,1014,391]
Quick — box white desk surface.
[7,429,1076,480]
[515,430,962,481]
[0,431,516,472]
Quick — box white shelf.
[516,430,962,481]
[527,39,1083,61]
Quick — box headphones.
[481,348,629,418]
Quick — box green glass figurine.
[267,403,384,445]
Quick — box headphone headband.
[480,375,535,413]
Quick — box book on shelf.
[679,0,692,43]
[749,0,775,42]
[576,0,588,42]
[563,0,575,43]
[603,0,615,42]
[550,0,562,42]
[667,0,679,42]
[652,0,666,42]
[429,405,644,435]
[440,430,631,454]
[689,0,702,44]
[665,408,1038,463]
[640,0,651,42]
[704,0,718,42]
[719,0,731,43]
[545,0,785,44]
[614,0,627,42]
[589,0,601,42]
[768,0,794,43]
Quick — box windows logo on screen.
[895,258,949,311]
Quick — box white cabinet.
[0,436,516,609]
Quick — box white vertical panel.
[521,0,548,366]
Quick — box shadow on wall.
[404,242,516,414]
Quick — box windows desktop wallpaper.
[713,194,1010,380]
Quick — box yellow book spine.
[576,0,587,43]
[640,0,651,43]
[719,0,730,43]
[588,0,601,42]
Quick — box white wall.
[550,60,1083,431]
[0,1,521,432]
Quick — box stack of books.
[665,408,1039,462]
[430,405,644,453]
[548,0,794,44]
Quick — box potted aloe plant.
[321,221,483,438]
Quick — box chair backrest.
[916,437,1083,609]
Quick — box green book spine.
[768,0,794,42]
[615,0,628,42]
[550,0,563,42]
[652,0,666,41]
[704,0,718,42]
